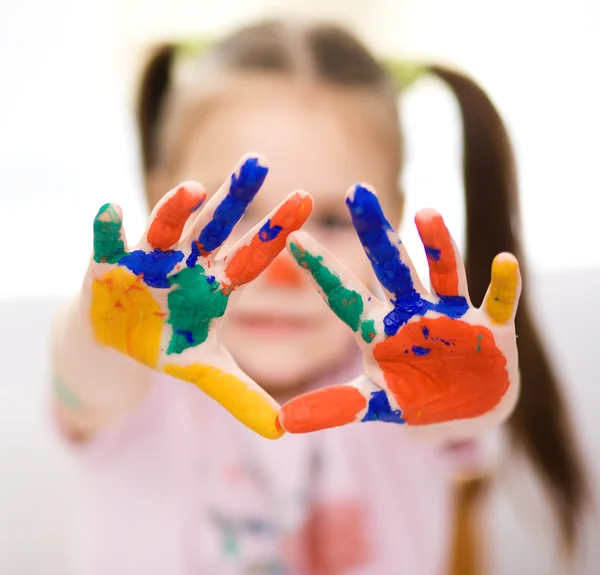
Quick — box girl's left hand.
[278,184,521,440]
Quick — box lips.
[231,312,313,334]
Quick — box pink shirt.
[65,361,460,575]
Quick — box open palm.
[83,154,313,439]
[278,184,520,439]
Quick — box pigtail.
[427,64,588,550]
[136,44,175,176]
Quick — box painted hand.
[84,154,313,438]
[278,184,521,439]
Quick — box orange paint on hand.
[415,210,459,296]
[374,317,508,425]
[224,193,312,291]
[279,385,367,433]
[147,184,206,250]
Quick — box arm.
[51,294,154,441]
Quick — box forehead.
[170,76,400,209]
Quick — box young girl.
[52,20,587,574]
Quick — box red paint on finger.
[279,385,367,433]
[415,210,459,296]
[374,317,508,425]
[223,193,313,292]
[148,184,206,250]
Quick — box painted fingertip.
[279,386,366,433]
[414,207,442,225]
[285,229,309,250]
[485,252,521,324]
[345,182,377,205]
[231,153,269,196]
[94,202,122,224]
[177,181,207,210]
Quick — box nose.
[264,253,305,287]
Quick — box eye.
[314,212,353,230]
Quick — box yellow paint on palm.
[163,363,284,440]
[90,268,164,367]
[485,256,520,325]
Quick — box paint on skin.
[415,210,460,297]
[289,242,364,331]
[346,186,469,337]
[258,219,283,242]
[373,316,509,425]
[147,185,205,250]
[93,204,126,264]
[188,157,268,267]
[163,362,284,439]
[485,256,520,325]
[361,390,405,424]
[223,193,312,293]
[411,346,430,356]
[90,267,163,368]
[360,319,376,343]
[166,266,228,354]
[424,245,441,261]
[119,249,184,288]
[279,385,367,433]
[53,377,84,410]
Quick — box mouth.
[231,312,314,335]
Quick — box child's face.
[150,76,402,396]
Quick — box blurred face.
[149,75,402,397]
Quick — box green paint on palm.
[93,203,126,264]
[167,266,228,354]
[360,319,376,343]
[289,242,364,331]
[53,377,84,410]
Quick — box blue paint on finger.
[362,390,405,424]
[258,219,283,242]
[119,249,184,288]
[192,158,268,262]
[424,245,441,261]
[346,185,469,337]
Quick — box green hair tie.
[174,37,214,62]
[382,59,428,91]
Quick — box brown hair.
[136,19,587,557]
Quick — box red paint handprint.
[279,184,521,439]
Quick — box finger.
[287,230,381,343]
[278,377,405,433]
[182,154,269,264]
[219,191,313,294]
[93,203,128,264]
[145,181,206,250]
[345,184,426,302]
[162,362,284,440]
[414,208,468,299]
[482,253,521,325]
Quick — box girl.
[52,19,587,574]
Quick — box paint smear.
[415,210,459,297]
[280,385,367,433]
[374,316,508,425]
[289,242,364,331]
[192,157,268,262]
[119,249,184,288]
[93,203,125,264]
[147,184,205,250]
[90,267,163,368]
[223,193,312,293]
[167,266,228,354]
[485,256,520,325]
[361,390,405,423]
[163,362,284,439]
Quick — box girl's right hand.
[83,154,313,439]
